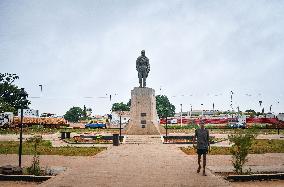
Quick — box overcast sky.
[1,0,284,116]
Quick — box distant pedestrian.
[193,121,210,176]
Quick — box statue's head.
[141,50,145,56]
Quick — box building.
[266,113,275,118]
[111,111,131,127]
[18,109,39,117]
[174,110,220,117]
[277,113,284,121]
[86,108,92,117]
[237,115,246,124]
[40,113,56,117]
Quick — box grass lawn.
[0,127,119,135]
[0,140,106,156]
[181,139,284,155]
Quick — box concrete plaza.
[0,135,283,187]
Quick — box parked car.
[85,123,106,129]
[229,122,246,129]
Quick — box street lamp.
[258,100,263,114]
[164,99,170,143]
[19,88,28,168]
[119,110,122,142]
[230,91,234,119]
[201,104,204,117]
[180,104,183,126]
[165,116,168,143]
[106,93,118,113]
[237,106,240,118]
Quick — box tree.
[127,99,131,107]
[0,73,30,114]
[112,94,175,117]
[156,95,175,118]
[64,107,84,122]
[245,109,256,117]
[111,102,130,111]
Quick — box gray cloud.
[1,0,283,115]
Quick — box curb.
[226,173,284,181]
[0,174,53,182]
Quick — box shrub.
[228,129,257,174]
[26,135,42,175]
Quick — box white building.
[277,113,284,121]
[86,109,92,116]
[266,113,275,118]
[237,115,246,124]
[111,111,130,127]
[18,109,39,117]
[175,110,220,118]
[0,112,14,127]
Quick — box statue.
[136,50,150,87]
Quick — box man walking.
[193,120,210,176]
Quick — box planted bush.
[228,129,257,174]
[26,135,42,175]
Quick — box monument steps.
[124,135,163,144]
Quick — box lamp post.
[230,91,234,119]
[201,104,204,117]
[237,106,240,119]
[119,110,122,142]
[165,100,169,143]
[180,104,183,126]
[19,88,28,168]
[165,116,168,143]
[259,100,262,114]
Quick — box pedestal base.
[124,87,165,135]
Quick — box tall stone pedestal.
[124,87,165,135]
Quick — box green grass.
[0,126,119,135]
[0,127,58,134]
[252,139,284,154]
[165,124,199,129]
[0,140,106,156]
[181,139,284,155]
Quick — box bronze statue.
[136,50,150,87]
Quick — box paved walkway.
[39,143,229,187]
[1,133,283,187]
[1,152,284,186]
